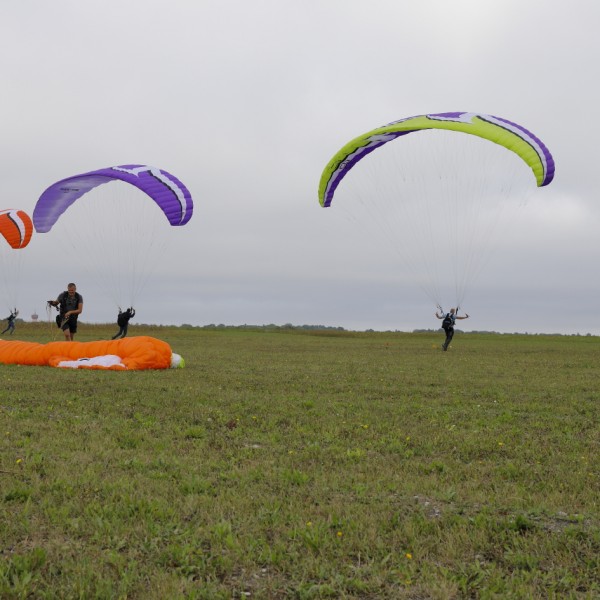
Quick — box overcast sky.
[2,1,598,334]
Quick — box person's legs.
[62,318,76,341]
[443,327,454,350]
[112,326,126,339]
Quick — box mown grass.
[1,323,599,598]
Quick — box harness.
[59,291,82,316]
[442,313,454,330]
[438,305,459,330]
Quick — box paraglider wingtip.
[170,353,185,369]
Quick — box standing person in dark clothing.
[112,307,135,339]
[1,309,18,335]
[435,307,469,351]
[48,283,83,341]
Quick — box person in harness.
[48,283,83,341]
[111,307,136,339]
[1,309,18,335]
[435,307,469,351]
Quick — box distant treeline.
[181,323,347,331]
[177,324,595,336]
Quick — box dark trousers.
[442,327,454,350]
[112,323,128,339]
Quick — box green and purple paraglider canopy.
[318,112,555,208]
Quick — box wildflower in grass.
[498,442,504,447]
[405,552,412,560]
[306,521,312,527]
[337,531,343,538]
[362,424,369,429]
[346,448,365,460]
[16,458,22,464]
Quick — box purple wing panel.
[33,165,193,233]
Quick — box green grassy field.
[1,323,599,598]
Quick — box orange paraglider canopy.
[0,336,182,370]
[0,209,33,249]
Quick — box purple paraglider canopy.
[33,165,193,233]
